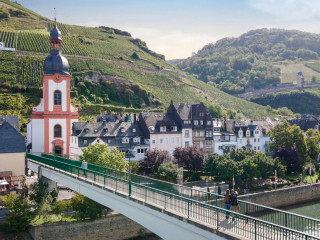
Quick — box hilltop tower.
[27,22,78,155]
[297,71,304,89]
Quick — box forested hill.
[178,29,320,94]
[0,1,295,132]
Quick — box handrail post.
[254,219,257,240]
[104,175,106,186]
[128,151,131,197]
[187,199,190,218]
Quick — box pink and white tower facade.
[27,22,78,155]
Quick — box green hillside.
[178,28,320,94]
[0,1,294,132]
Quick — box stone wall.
[238,183,320,208]
[28,214,153,240]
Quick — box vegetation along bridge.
[26,153,320,240]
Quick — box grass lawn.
[32,215,77,225]
[286,172,319,184]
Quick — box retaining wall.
[238,183,320,208]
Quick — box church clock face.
[55,74,61,80]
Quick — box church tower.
[27,22,78,155]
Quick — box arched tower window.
[54,90,61,105]
[54,125,62,138]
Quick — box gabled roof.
[0,122,25,153]
[72,121,143,138]
[0,116,20,132]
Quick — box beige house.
[0,116,26,177]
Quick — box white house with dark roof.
[70,115,147,161]
[0,117,26,177]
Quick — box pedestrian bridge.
[27,154,318,240]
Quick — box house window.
[258,138,260,142]
[200,112,205,116]
[207,121,211,125]
[137,149,141,153]
[54,125,62,138]
[108,139,111,143]
[121,128,125,133]
[185,130,189,138]
[171,137,174,143]
[97,139,100,143]
[185,141,189,147]
[84,140,87,144]
[246,130,250,136]
[194,120,198,125]
[133,137,140,143]
[160,126,166,132]
[166,138,168,144]
[254,147,256,150]
[176,137,179,143]
[206,131,212,137]
[206,142,212,148]
[200,131,204,137]
[258,146,260,150]
[152,139,156,144]
[184,120,191,124]
[219,146,222,150]
[240,139,242,144]
[132,128,136,133]
[172,126,177,131]
[200,120,203,125]
[54,90,61,105]
[122,137,129,143]
[160,138,163,144]
[254,138,256,142]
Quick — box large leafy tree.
[305,129,320,161]
[139,149,173,174]
[71,193,103,220]
[2,194,34,232]
[274,145,302,173]
[173,146,205,177]
[268,121,307,161]
[80,143,128,171]
[154,161,179,183]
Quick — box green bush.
[71,193,103,220]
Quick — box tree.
[29,178,49,205]
[173,146,205,180]
[2,194,34,232]
[208,105,224,118]
[71,193,103,220]
[52,200,71,221]
[268,121,307,161]
[305,129,320,161]
[80,143,128,171]
[274,145,302,173]
[155,161,179,183]
[139,149,173,174]
[205,153,220,178]
[229,148,255,162]
[240,158,259,188]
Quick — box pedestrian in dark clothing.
[230,189,240,220]
[224,189,231,219]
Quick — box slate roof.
[72,121,143,138]
[139,112,166,133]
[0,116,19,132]
[0,122,26,153]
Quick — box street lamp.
[128,150,131,196]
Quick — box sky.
[18,0,320,60]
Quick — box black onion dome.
[50,24,61,40]
[44,54,70,76]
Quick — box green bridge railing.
[29,153,319,240]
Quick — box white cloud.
[247,0,320,21]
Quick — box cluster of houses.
[68,102,278,161]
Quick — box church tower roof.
[44,20,70,76]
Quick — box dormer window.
[172,126,177,131]
[85,128,89,133]
[122,137,129,143]
[103,128,108,133]
[121,128,125,133]
[246,130,250,136]
[207,121,211,125]
[132,128,136,133]
[160,126,166,132]
[94,129,98,133]
[238,130,243,137]
[194,120,198,125]
[200,112,205,117]
[200,120,203,125]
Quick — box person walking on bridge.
[230,189,239,221]
[81,160,87,177]
[224,189,231,219]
